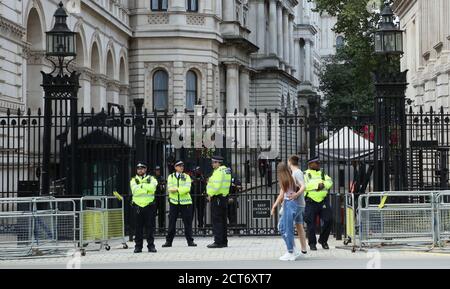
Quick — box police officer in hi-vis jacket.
[130,162,158,253]
[303,157,333,251]
[162,160,197,247]
[206,156,232,248]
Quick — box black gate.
[1,100,450,236]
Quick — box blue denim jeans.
[278,199,301,253]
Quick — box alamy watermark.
[170,107,281,159]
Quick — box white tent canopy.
[316,126,376,160]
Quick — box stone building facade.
[394,0,450,111]
[0,0,337,114]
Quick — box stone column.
[294,39,300,80]
[256,0,266,53]
[223,0,234,21]
[277,3,283,60]
[226,63,240,113]
[269,0,278,55]
[239,68,250,111]
[289,15,295,74]
[119,85,129,111]
[79,69,92,111]
[249,1,257,44]
[305,40,311,83]
[283,9,289,65]
[91,74,107,111]
[27,51,46,113]
[106,80,120,105]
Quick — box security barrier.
[79,196,128,255]
[357,192,436,247]
[343,193,356,250]
[0,197,77,258]
[437,192,450,245]
[342,191,450,249]
[0,196,128,258]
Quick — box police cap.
[136,162,147,168]
[211,155,224,163]
[307,157,320,164]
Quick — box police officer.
[207,156,232,248]
[154,165,166,233]
[162,160,197,247]
[303,157,333,251]
[130,162,158,253]
[191,166,207,230]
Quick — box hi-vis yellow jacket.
[304,169,333,203]
[130,175,158,207]
[207,165,232,197]
[167,173,192,205]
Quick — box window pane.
[186,71,197,110]
[151,0,158,10]
[187,71,197,90]
[186,91,195,110]
[162,0,168,10]
[153,70,168,110]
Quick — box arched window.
[152,0,168,11]
[186,0,198,12]
[153,70,169,111]
[186,70,198,111]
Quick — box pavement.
[1,236,450,269]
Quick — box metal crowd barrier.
[0,196,128,258]
[357,191,436,247]
[0,197,77,258]
[342,190,450,250]
[79,196,128,255]
[343,193,356,251]
[437,191,450,246]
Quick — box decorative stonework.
[26,50,46,65]
[0,16,26,41]
[148,14,169,25]
[186,15,206,26]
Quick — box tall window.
[186,0,198,12]
[186,70,198,111]
[153,70,169,111]
[151,0,168,11]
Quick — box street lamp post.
[41,2,80,196]
[373,3,408,191]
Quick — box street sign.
[252,199,271,219]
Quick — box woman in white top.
[271,163,302,261]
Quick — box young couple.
[271,155,308,261]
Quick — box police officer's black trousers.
[155,195,166,230]
[211,195,228,245]
[134,203,156,249]
[304,198,332,246]
[166,203,194,243]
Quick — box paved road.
[1,237,450,269]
